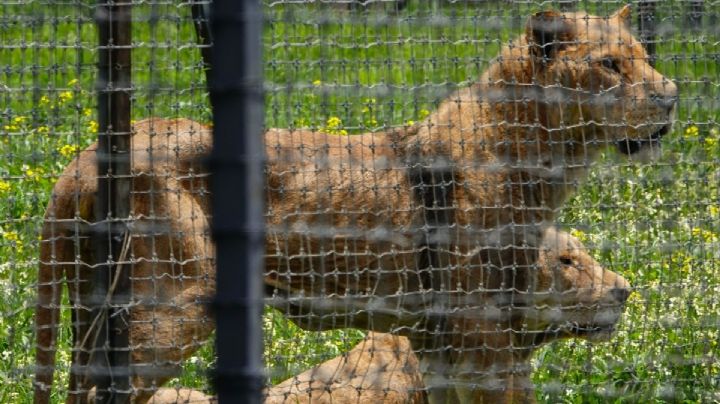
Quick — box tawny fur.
[35,119,215,403]
[89,387,215,404]
[35,5,672,404]
[266,229,630,404]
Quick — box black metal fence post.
[209,0,265,402]
[638,1,657,66]
[91,1,132,402]
[191,1,214,92]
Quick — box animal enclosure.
[1,0,719,402]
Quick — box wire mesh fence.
[0,0,718,402]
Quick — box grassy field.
[1,1,718,402]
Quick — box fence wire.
[0,0,718,403]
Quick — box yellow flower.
[326,116,342,129]
[23,165,43,182]
[570,228,588,242]
[36,126,49,134]
[0,181,10,194]
[3,125,18,131]
[2,230,23,252]
[83,108,93,117]
[88,120,99,133]
[419,109,430,119]
[39,95,50,105]
[691,227,718,243]
[58,144,80,158]
[312,80,322,86]
[13,116,27,124]
[59,91,73,103]
[709,205,720,217]
[323,116,347,135]
[685,125,699,137]
[405,120,415,126]
[67,78,79,86]
[705,137,717,146]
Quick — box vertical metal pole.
[209,1,265,403]
[638,1,657,66]
[92,1,132,403]
[191,0,214,92]
[687,0,703,30]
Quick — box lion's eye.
[559,257,573,266]
[601,57,621,73]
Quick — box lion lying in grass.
[35,4,673,403]
[266,228,630,404]
[84,229,630,404]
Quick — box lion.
[35,4,674,403]
[263,5,674,401]
[264,4,675,330]
[34,119,216,403]
[88,387,214,404]
[265,228,631,404]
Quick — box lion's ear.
[611,4,632,28]
[526,10,575,63]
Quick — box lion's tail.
[34,207,69,404]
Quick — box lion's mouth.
[616,124,671,155]
[530,322,618,344]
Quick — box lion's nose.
[650,94,678,113]
[610,287,631,303]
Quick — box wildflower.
[0,181,10,194]
[23,165,43,182]
[13,116,27,125]
[323,116,348,135]
[88,120,99,133]
[705,137,717,147]
[405,120,415,126]
[58,144,80,158]
[83,108,93,117]
[39,95,50,105]
[709,205,719,217]
[36,126,49,134]
[2,230,23,252]
[570,228,588,242]
[312,80,322,86]
[419,109,430,119]
[684,125,699,137]
[58,91,73,103]
[67,78,79,86]
[2,125,18,131]
[691,227,718,243]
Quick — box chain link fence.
[0,0,718,402]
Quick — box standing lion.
[35,5,675,403]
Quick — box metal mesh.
[0,0,717,402]
[262,1,719,402]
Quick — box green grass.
[1,1,719,402]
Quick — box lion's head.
[481,5,677,160]
[525,5,677,156]
[523,227,631,342]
